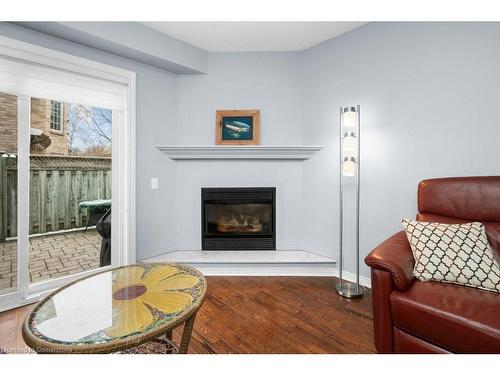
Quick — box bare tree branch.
[67,104,112,155]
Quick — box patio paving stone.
[0,229,101,293]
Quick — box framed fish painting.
[215,110,260,145]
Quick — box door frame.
[0,35,136,311]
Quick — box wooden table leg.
[178,313,197,354]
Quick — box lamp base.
[335,279,364,299]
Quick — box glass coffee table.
[22,264,207,354]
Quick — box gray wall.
[177,52,303,145]
[0,23,179,260]
[300,22,500,277]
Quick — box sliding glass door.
[0,92,18,297]
[0,93,118,310]
[0,38,133,310]
[27,98,113,285]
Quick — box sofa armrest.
[365,231,415,291]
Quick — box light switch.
[151,177,159,190]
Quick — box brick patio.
[0,229,101,293]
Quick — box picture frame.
[215,109,260,145]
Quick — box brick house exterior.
[0,93,69,155]
[0,93,17,154]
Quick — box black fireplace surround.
[201,187,276,251]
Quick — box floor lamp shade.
[342,107,358,129]
[336,105,364,299]
[342,157,356,177]
[342,132,357,154]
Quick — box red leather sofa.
[365,176,500,353]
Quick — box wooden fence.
[0,155,111,241]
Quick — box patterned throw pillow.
[402,219,500,293]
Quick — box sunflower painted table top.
[22,264,207,353]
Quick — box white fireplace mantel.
[157,146,324,160]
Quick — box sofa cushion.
[390,280,500,353]
[417,213,500,257]
[402,219,500,293]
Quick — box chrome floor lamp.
[336,105,364,299]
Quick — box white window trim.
[49,100,63,133]
[0,35,136,312]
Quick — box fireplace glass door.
[202,188,276,250]
[205,203,272,235]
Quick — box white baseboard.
[333,269,371,288]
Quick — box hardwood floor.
[0,303,33,353]
[0,276,375,354]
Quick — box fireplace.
[201,187,276,250]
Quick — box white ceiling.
[141,22,367,52]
